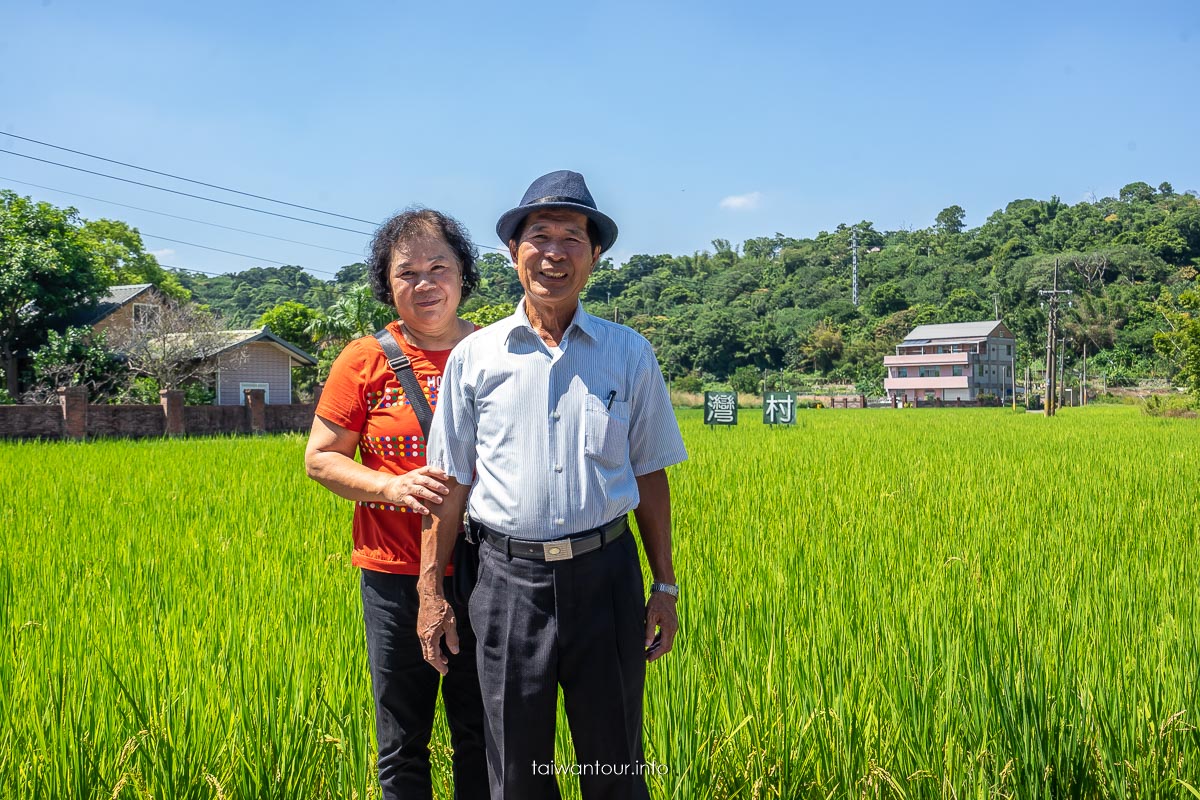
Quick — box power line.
[160,263,236,278]
[139,233,345,273]
[1,131,378,225]
[0,148,375,236]
[0,147,506,252]
[0,175,366,258]
[159,262,346,281]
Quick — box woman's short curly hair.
[367,208,480,307]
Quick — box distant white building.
[883,320,1016,403]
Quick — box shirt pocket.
[584,394,630,469]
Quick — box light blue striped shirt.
[427,299,688,540]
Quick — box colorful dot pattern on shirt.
[358,500,412,513]
[359,434,426,459]
[367,384,437,411]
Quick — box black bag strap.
[374,328,434,440]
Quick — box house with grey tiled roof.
[70,283,167,333]
[883,320,1016,404]
[84,285,316,405]
[184,328,317,405]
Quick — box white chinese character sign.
[763,392,797,425]
[704,391,738,425]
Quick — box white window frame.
[239,382,270,405]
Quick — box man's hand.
[417,588,460,675]
[644,592,678,663]
[382,466,451,515]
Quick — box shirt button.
[555,518,565,526]
[554,464,563,473]
[551,412,561,420]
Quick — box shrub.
[184,381,216,406]
[674,373,704,394]
[121,376,160,405]
[1142,393,1199,418]
[730,366,761,395]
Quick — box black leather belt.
[471,516,628,562]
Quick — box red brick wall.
[265,404,316,433]
[183,405,249,436]
[86,405,165,438]
[0,402,317,439]
[0,406,63,439]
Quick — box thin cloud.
[719,191,762,211]
[149,248,175,259]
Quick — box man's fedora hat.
[496,170,618,253]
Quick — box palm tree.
[307,286,395,351]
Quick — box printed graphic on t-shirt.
[366,375,442,411]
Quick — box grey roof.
[69,283,156,327]
[204,327,318,367]
[902,320,1011,342]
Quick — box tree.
[472,252,523,306]
[0,191,108,398]
[28,326,126,402]
[866,281,909,316]
[334,262,369,288]
[257,301,319,352]
[1154,289,1200,396]
[461,303,513,327]
[80,219,189,299]
[306,285,397,380]
[934,205,966,236]
[1070,251,1111,293]
[1177,290,1200,397]
[729,365,761,394]
[798,319,844,373]
[1119,182,1156,204]
[107,301,236,392]
[940,288,988,322]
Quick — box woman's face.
[387,234,463,332]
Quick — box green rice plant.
[1,407,1198,798]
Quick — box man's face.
[509,209,600,310]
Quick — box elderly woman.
[305,209,486,799]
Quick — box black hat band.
[532,195,595,208]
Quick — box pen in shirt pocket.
[606,390,617,410]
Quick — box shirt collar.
[504,298,598,345]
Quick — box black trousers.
[468,529,651,800]
[361,570,489,800]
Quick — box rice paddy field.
[2,405,1199,799]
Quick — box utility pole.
[992,293,1001,320]
[1058,339,1067,409]
[1038,260,1072,417]
[1011,356,1017,410]
[851,227,859,306]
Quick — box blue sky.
[2,0,1197,278]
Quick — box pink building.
[884,320,1016,404]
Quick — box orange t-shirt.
[316,321,463,575]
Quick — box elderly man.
[416,170,687,799]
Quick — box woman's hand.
[382,465,452,514]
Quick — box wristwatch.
[650,582,680,598]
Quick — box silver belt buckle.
[542,539,574,562]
